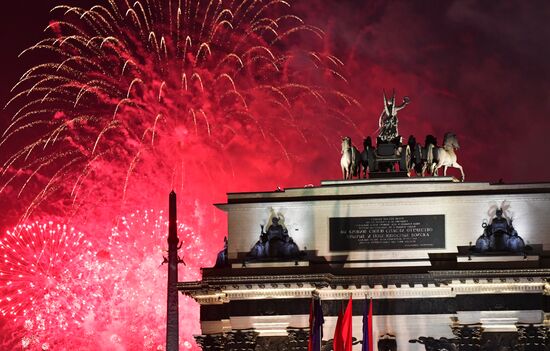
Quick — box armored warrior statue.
[247,210,303,260]
[264,217,291,256]
[474,208,525,253]
[214,236,228,267]
[378,90,410,143]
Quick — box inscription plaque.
[329,215,445,251]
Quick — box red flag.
[308,298,314,351]
[333,306,343,351]
[368,298,373,351]
[341,297,353,351]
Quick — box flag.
[341,296,353,351]
[308,297,324,351]
[362,298,373,351]
[333,305,344,351]
[308,299,314,351]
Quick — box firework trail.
[0,211,207,350]
[1,0,358,227]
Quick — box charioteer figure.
[378,90,410,144]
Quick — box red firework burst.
[0,222,99,349]
[97,209,207,350]
[0,211,208,350]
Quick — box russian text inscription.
[329,215,445,251]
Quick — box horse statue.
[434,132,464,181]
[360,136,373,178]
[341,136,360,179]
[408,134,438,177]
[421,135,438,176]
[408,135,422,175]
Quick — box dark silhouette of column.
[166,191,179,351]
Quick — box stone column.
[166,191,179,351]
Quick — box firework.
[0,221,99,349]
[98,209,207,350]
[2,0,357,226]
[0,211,207,350]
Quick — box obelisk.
[166,191,179,351]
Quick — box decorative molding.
[191,291,229,304]
[317,285,452,300]
[227,287,314,300]
[225,329,259,351]
[195,334,225,351]
[185,276,548,305]
[233,261,310,268]
[286,328,309,351]
[457,255,539,262]
[254,336,288,351]
[181,270,550,290]
[449,279,545,294]
[195,329,311,351]
[517,324,550,348]
[430,269,550,280]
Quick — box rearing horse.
[341,137,360,180]
[434,132,465,181]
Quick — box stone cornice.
[185,272,438,288]
[182,275,548,305]
[430,269,550,281]
[219,180,550,206]
[448,278,546,294]
[180,269,550,293]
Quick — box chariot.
[362,138,411,176]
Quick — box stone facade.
[181,179,550,350]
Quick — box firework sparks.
[0,221,98,349]
[2,0,357,225]
[0,210,208,350]
[99,209,207,350]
